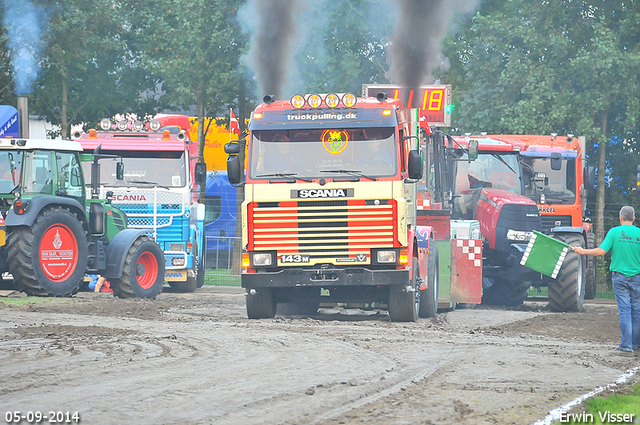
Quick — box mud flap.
[451,239,483,303]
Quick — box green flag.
[520,231,570,279]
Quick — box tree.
[440,0,640,243]
[130,0,247,176]
[28,0,152,138]
[293,0,394,95]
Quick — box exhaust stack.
[17,96,29,139]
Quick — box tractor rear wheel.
[548,233,585,312]
[7,206,87,297]
[111,235,165,299]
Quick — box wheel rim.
[39,224,79,282]
[136,251,158,289]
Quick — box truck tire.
[111,235,165,299]
[419,245,439,318]
[548,233,585,312]
[7,206,88,297]
[170,274,198,293]
[388,257,419,322]
[246,287,277,319]
[584,232,597,299]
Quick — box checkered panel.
[455,239,482,267]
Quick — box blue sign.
[0,106,19,138]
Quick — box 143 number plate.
[280,254,310,263]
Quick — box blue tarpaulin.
[0,106,19,138]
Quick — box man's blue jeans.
[611,272,640,351]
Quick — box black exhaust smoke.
[389,0,480,106]
[247,0,301,99]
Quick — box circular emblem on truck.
[39,225,79,282]
[321,129,349,155]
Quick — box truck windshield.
[82,151,187,188]
[522,156,576,204]
[454,152,522,195]
[248,127,397,180]
[0,150,22,194]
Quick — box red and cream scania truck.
[225,89,483,321]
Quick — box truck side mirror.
[225,142,240,155]
[534,172,546,191]
[116,162,124,180]
[407,150,423,180]
[468,140,479,160]
[227,155,243,185]
[194,162,207,186]
[550,152,562,170]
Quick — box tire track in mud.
[0,295,635,425]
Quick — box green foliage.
[294,0,393,95]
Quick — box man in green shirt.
[573,206,640,357]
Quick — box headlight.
[377,250,397,263]
[342,93,357,108]
[172,257,186,266]
[325,93,340,108]
[117,120,128,131]
[149,119,161,131]
[169,243,184,252]
[252,253,272,266]
[506,229,532,241]
[290,94,305,109]
[308,94,322,109]
[100,118,111,130]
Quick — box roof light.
[162,130,171,140]
[133,121,144,131]
[382,109,392,116]
[100,118,111,130]
[89,129,97,139]
[253,112,263,119]
[290,94,305,109]
[117,120,128,131]
[342,93,357,108]
[308,94,322,109]
[325,93,340,108]
[149,119,161,131]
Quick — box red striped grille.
[248,199,397,262]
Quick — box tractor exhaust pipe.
[17,96,29,139]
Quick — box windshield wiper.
[255,173,312,183]
[128,179,169,189]
[320,169,377,181]
[491,153,518,177]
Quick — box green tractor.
[0,138,165,298]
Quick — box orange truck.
[225,90,483,321]
[490,134,597,298]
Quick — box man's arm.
[572,246,606,257]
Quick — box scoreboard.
[362,84,452,127]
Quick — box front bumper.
[242,267,409,288]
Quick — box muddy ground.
[0,287,638,425]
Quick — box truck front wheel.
[111,235,165,299]
[246,287,277,319]
[388,257,419,322]
[549,233,585,312]
[7,206,88,297]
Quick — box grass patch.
[0,297,71,306]
[203,269,241,287]
[560,381,640,424]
